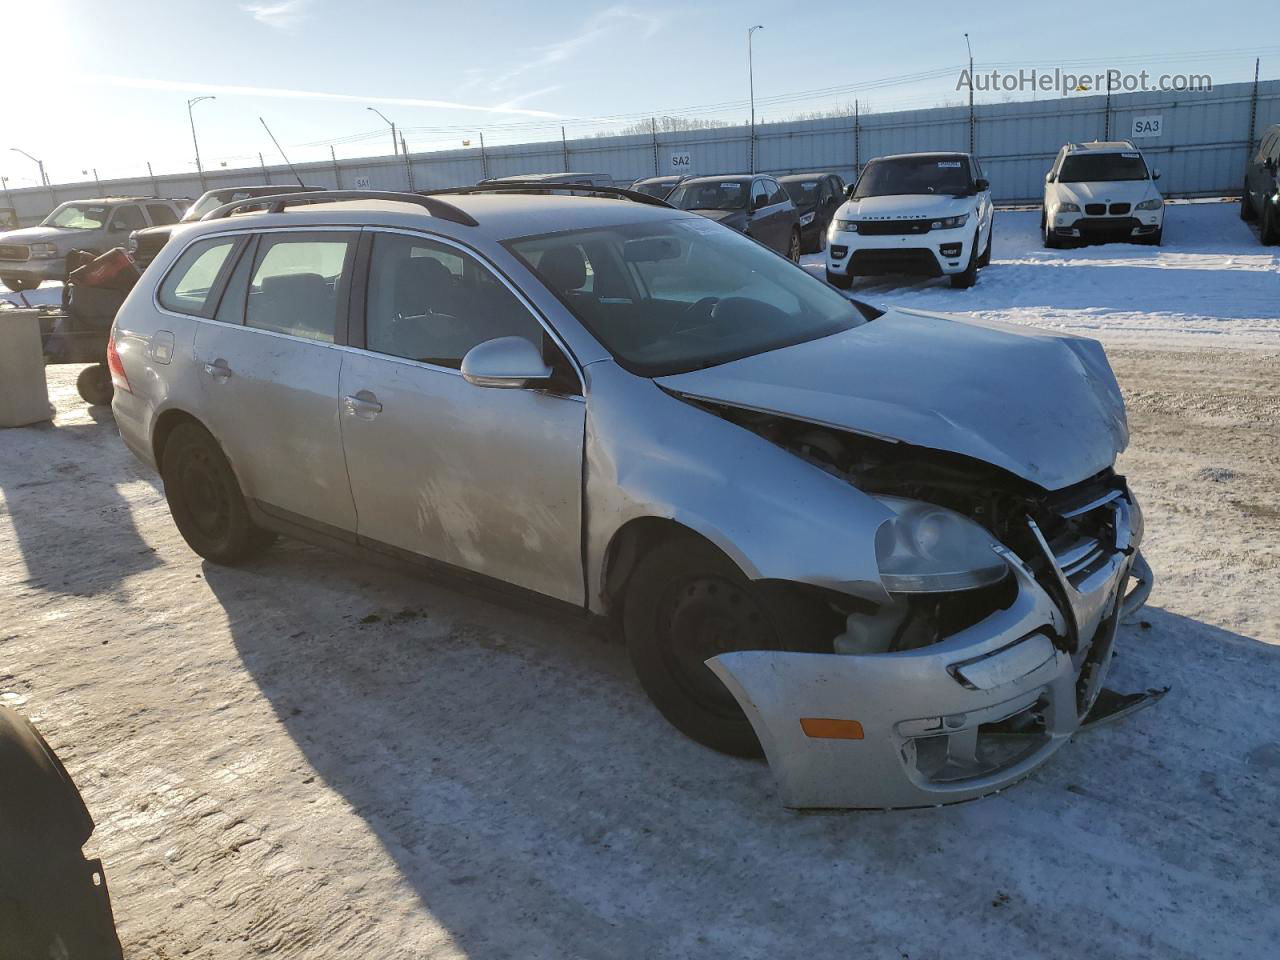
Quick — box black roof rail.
[201,189,479,226]
[425,182,673,209]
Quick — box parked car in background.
[479,172,614,188]
[667,174,801,260]
[109,187,1154,809]
[630,175,687,199]
[0,197,185,291]
[127,184,325,268]
[826,152,993,289]
[1043,141,1164,247]
[0,207,18,230]
[779,172,845,253]
[1240,123,1280,244]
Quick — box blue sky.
[3,0,1270,186]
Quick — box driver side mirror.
[974,177,990,192]
[1045,172,1055,184]
[461,336,552,390]
[1265,158,1276,173]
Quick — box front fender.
[583,362,894,613]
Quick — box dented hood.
[656,308,1128,491]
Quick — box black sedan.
[666,174,801,260]
[779,172,846,253]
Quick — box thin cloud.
[494,85,564,111]
[80,74,561,118]
[242,0,310,29]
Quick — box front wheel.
[2,277,39,292]
[950,233,979,288]
[624,536,836,757]
[1240,183,1256,222]
[978,223,993,267]
[787,228,801,263]
[161,422,275,565]
[75,363,114,406]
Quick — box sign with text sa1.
[669,152,692,173]
[1131,116,1163,139]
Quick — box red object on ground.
[69,248,140,291]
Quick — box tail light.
[106,330,131,394]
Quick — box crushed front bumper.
[710,531,1153,809]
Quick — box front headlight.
[931,213,969,230]
[873,496,1009,593]
[1135,197,1163,211]
[126,235,139,254]
[29,243,58,259]
[1057,202,1081,213]
[799,211,815,226]
[833,219,859,233]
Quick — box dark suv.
[1241,123,1280,244]
[666,174,800,260]
[779,172,845,253]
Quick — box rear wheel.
[624,535,836,757]
[1240,183,1256,222]
[787,228,801,263]
[161,422,275,565]
[75,363,114,406]
[2,277,38,292]
[825,269,852,290]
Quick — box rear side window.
[157,237,239,316]
[146,203,179,225]
[245,233,356,343]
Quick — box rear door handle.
[204,358,232,381]
[343,390,382,420]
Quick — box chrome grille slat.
[0,243,30,262]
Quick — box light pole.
[748,24,764,174]
[964,33,974,153]
[187,95,215,191]
[10,147,48,187]
[367,107,398,157]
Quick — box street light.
[187,96,215,191]
[10,147,48,187]
[367,107,398,157]
[964,33,974,153]
[748,25,764,174]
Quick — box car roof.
[183,193,694,242]
[778,172,838,181]
[486,172,609,183]
[678,174,754,184]
[869,152,971,163]
[1065,140,1141,154]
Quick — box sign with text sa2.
[669,152,692,174]
[1131,115,1163,139]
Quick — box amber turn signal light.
[799,717,864,740]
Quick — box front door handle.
[342,390,383,420]
[204,358,232,381]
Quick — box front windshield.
[632,181,675,199]
[782,179,820,206]
[1059,153,1148,183]
[853,157,972,199]
[668,180,749,212]
[508,217,867,377]
[42,203,109,229]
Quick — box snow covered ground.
[1,201,1277,959]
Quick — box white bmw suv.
[825,152,994,290]
[1042,141,1164,247]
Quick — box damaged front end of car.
[692,405,1158,809]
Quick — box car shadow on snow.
[203,540,1280,959]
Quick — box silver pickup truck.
[0,196,186,291]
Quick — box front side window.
[364,232,545,368]
[509,216,867,377]
[1058,153,1149,183]
[110,205,146,232]
[42,203,109,230]
[853,156,974,198]
[668,180,749,211]
[146,203,179,226]
[157,236,239,316]
[245,233,355,343]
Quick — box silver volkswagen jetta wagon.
[110,187,1154,809]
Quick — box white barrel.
[0,308,53,427]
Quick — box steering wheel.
[682,296,720,324]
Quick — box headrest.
[262,272,326,297]
[538,245,587,293]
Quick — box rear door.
[191,228,359,533]
[764,178,795,253]
[337,229,586,603]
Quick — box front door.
[192,229,359,533]
[338,230,586,604]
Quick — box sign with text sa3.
[669,152,692,173]
[1131,116,1163,139]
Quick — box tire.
[1262,204,1280,246]
[1240,183,1256,222]
[75,363,114,406]
[787,228,801,263]
[1146,227,1163,246]
[978,222,993,267]
[623,535,837,757]
[161,422,275,565]
[825,269,852,290]
[1041,209,1060,249]
[950,232,979,288]
[2,276,39,292]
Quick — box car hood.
[690,209,748,227]
[838,194,972,219]
[656,308,1128,491]
[1054,181,1158,205]
[0,225,81,245]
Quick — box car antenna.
[259,117,307,188]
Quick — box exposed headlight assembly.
[931,213,969,230]
[873,496,1009,593]
[1135,197,1163,211]
[1057,202,1081,213]
[799,212,816,226]
[833,219,859,233]
[28,243,58,259]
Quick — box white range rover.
[1042,141,1164,247]
[825,152,994,290]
